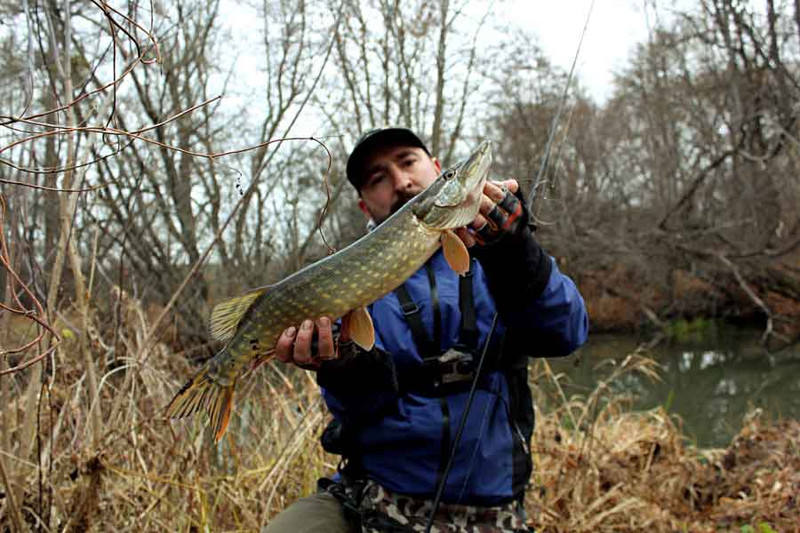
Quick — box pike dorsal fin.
[208,287,268,341]
[343,306,375,351]
[441,229,470,276]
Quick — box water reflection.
[542,328,800,448]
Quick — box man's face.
[357,144,442,224]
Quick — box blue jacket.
[319,240,588,506]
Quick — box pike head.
[411,141,492,231]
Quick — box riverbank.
[529,410,799,532]
[572,263,800,350]
[527,355,800,531]
[544,328,800,448]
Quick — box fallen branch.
[714,252,791,346]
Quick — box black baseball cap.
[346,127,431,190]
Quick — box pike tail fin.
[165,364,236,443]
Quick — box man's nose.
[391,168,413,192]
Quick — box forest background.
[0,0,799,531]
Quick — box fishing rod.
[424,314,498,533]
[424,2,595,531]
[527,0,595,214]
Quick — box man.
[266,128,588,532]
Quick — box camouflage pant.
[265,479,530,533]
[357,480,530,533]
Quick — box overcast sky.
[225,0,657,104]
[508,0,652,102]
[218,0,669,138]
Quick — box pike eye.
[443,170,456,180]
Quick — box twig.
[658,150,735,231]
[0,455,25,532]
[715,252,778,345]
[0,197,61,376]
[0,0,161,130]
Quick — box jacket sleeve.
[317,342,400,425]
[474,224,588,357]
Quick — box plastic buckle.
[399,300,419,316]
[437,348,475,384]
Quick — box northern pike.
[165,141,493,441]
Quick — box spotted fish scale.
[165,141,493,441]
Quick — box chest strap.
[394,260,480,358]
[394,259,496,395]
[394,274,438,358]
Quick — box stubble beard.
[389,189,418,216]
[369,189,420,227]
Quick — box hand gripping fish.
[165,141,493,441]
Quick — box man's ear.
[433,157,442,173]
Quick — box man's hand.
[275,316,337,370]
[455,179,522,247]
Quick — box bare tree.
[487,0,800,345]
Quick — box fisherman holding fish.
[265,128,589,532]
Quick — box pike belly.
[217,208,442,379]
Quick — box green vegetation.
[667,318,719,343]
[739,523,778,533]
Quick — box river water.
[542,326,800,448]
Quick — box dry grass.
[1,295,797,532]
[1,291,335,532]
[527,355,799,532]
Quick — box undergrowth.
[0,293,797,532]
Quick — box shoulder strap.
[458,259,479,351]
[396,260,480,357]
[425,263,442,355]
[394,283,437,358]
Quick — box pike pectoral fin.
[441,229,470,276]
[342,306,375,351]
[208,287,269,341]
[165,363,237,443]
